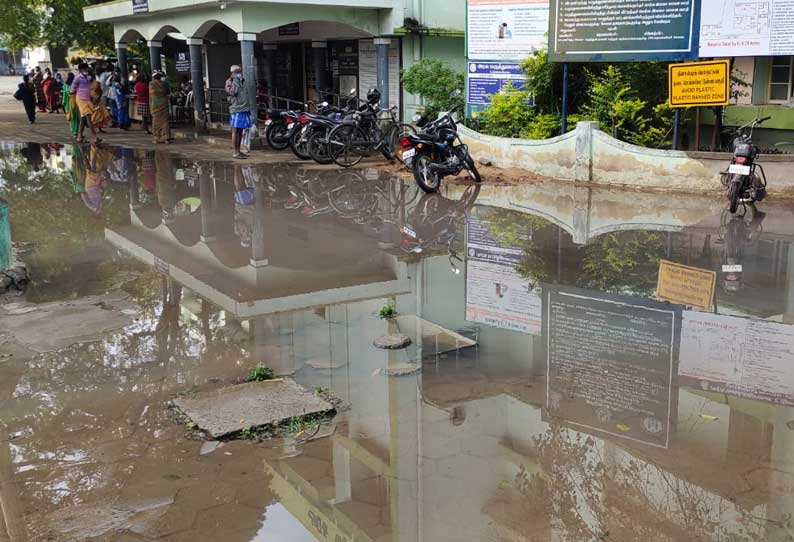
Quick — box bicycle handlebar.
[758,116,772,123]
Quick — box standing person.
[53,71,64,113]
[42,68,58,113]
[71,63,100,144]
[90,74,111,132]
[63,72,80,138]
[149,71,171,144]
[32,67,46,112]
[99,63,114,113]
[134,73,152,135]
[112,74,130,130]
[225,65,252,159]
[13,75,36,124]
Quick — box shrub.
[479,83,534,138]
[401,58,465,119]
[246,365,275,382]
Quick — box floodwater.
[0,141,793,542]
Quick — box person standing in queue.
[71,63,100,144]
[225,65,251,159]
[63,72,80,138]
[13,75,37,124]
[149,71,171,144]
[134,73,152,135]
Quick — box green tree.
[401,58,465,119]
[0,0,113,53]
[479,83,534,138]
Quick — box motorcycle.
[399,90,481,193]
[722,116,770,214]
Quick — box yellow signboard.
[668,60,730,108]
[656,260,716,310]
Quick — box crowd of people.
[15,61,179,146]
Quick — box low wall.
[459,122,794,195]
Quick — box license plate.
[402,149,416,160]
[729,164,751,175]
[401,225,417,238]
[264,119,272,126]
[722,264,743,273]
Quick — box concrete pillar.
[574,121,599,183]
[375,37,391,108]
[186,38,207,133]
[311,41,329,101]
[147,40,162,73]
[785,244,794,324]
[116,42,128,82]
[198,162,215,243]
[261,44,277,99]
[238,33,258,115]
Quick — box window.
[769,56,793,103]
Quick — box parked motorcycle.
[722,116,770,214]
[399,90,481,193]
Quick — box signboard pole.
[561,63,569,134]
[672,109,680,150]
[694,108,701,151]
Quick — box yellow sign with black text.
[668,60,730,108]
[656,260,716,310]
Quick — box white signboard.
[679,311,794,406]
[699,0,794,57]
[465,217,542,335]
[467,0,549,61]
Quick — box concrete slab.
[173,379,333,438]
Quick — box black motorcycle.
[399,90,481,193]
[722,116,770,214]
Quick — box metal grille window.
[769,56,793,103]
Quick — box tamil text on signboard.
[668,60,729,107]
[175,51,191,74]
[132,0,148,14]
[543,285,680,449]
[548,0,699,61]
[467,0,550,61]
[466,62,526,107]
[700,0,794,57]
[656,260,716,310]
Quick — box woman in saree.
[89,77,111,132]
[149,72,171,144]
[63,72,80,138]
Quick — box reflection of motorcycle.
[721,117,769,214]
[400,184,481,255]
[717,206,765,292]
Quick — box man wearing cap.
[225,65,252,159]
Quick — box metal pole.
[672,109,680,150]
[561,62,569,134]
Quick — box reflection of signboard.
[700,0,794,57]
[467,62,526,106]
[467,0,549,61]
[278,23,300,36]
[680,312,794,406]
[656,260,716,310]
[548,0,699,61]
[465,217,542,335]
[543,285,681,448]
[175,51,191,74]
[132,0,148,14]
[669,60,730,108]
[154,257,170,275]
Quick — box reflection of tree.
[486,209,558,286]
[497,425,776,542]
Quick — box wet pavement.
[0,141,793,542]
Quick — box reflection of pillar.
[116,43,128,82]
[311,41,329,100]
[238,34,258,115]
[187,38,207,133]
[375,38,391,108]
[262,44,277,99]
[571,185,591,245]
[785,244,794,324]
[0,369,27,541]
[198,163,215,243]
[332,440,352,504]
[147,40,162,73]
[250,181,268,267]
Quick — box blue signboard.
[548,0,701,62]
[466,61,526,107]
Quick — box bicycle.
[327,106,415,168]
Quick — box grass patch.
[379,300,397,319]
[246,365,275,382]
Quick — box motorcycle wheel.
[413,154,442,193]
[307,129,335,165]
[462,154,482,183]
[289,126,313,160]
[728,177,743,214]
[266,123,290,151]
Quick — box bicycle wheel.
[334,127,367,168]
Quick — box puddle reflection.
[0,142,793,541]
